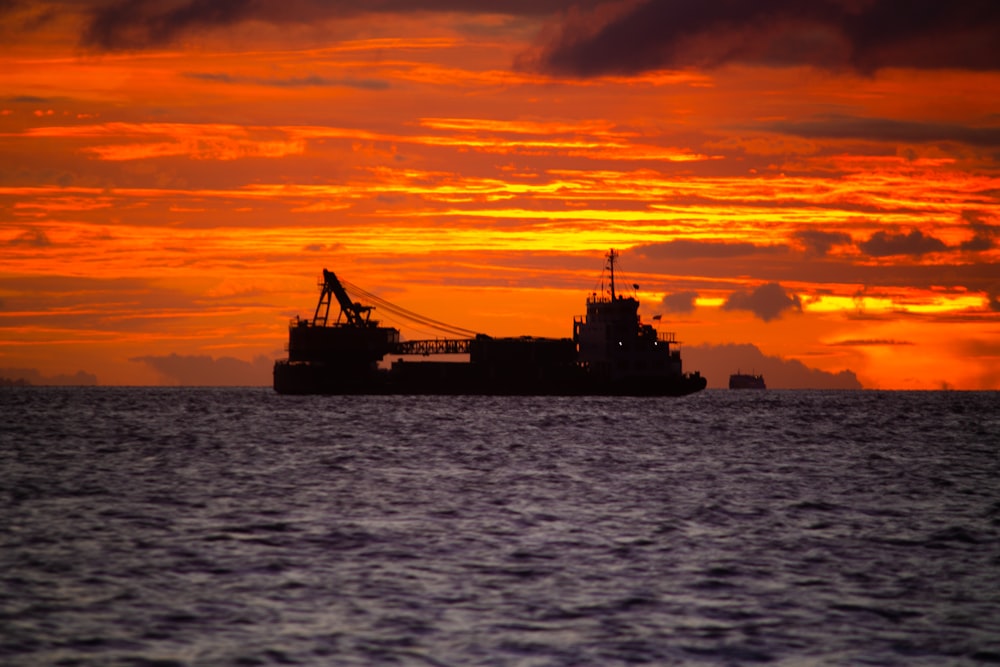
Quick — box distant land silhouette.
[3,346,860,389]
[130,353,274,386]
[128,345,861,389]
[683,344,862,390]
[0,369,98,386]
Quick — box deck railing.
[394,339,473,355]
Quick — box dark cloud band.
[75,0,601,50]
[533,0,1000,76]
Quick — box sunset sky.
[2,1,999,389]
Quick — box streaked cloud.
[763,115,1000,148]
[635,240,788,260]
[6,227,52,247]
[828,339,915,347]
[184,71,391,90]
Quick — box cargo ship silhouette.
[729,372,766,389]
[273,249,706,395]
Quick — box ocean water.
[1,388,998,666]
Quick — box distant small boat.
[729,372,766,389]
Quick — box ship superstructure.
[574,249,684,391]
[273,251,706,395]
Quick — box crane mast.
[313,269,373,327]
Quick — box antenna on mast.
[607,248,619,300]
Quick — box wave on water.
[1,388,998,665]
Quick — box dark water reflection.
[2,388,998,665]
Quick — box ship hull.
[274,360,706,397]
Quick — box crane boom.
[314,269,373,327]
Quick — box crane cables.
[339,278,481,339]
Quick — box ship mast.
[607,248,619,300]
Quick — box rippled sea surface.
[2,388,999,666]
